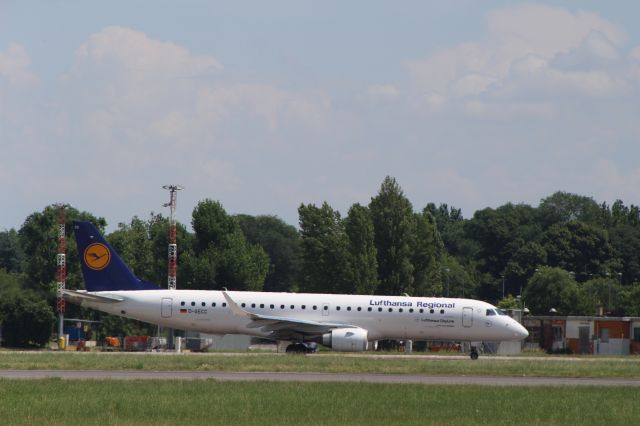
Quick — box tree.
[411,210,444,296]
[424,203,474,263]
[236,215,301,292]
[578,277,622,316]
[543,221,618,281]
[180,248,218,290]
[191,200,238,252]
[539,191,604,227]
[18,205,106,293]
[497,294,520,310]
[609,224,640,285]
[0,292,55,347]
[216,231,269,291]
[186,200,268,291]
[369,176,414,296]
[298,202,350,293]
[440,255,476,298]
[107,217,155,282]
[424,203,463,235]
[523,267,579,315]
[464,203,542,299]
[0,229,23,273]
[344,204,378,294]
[620,283,640,317]
[504,241,547,295]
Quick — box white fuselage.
[78,290,528,342]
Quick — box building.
[524,315,640,355]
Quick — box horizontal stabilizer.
[63,289,124,304]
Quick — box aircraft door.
[161,298,173,318]
[322,303,329,316]
[462,307,473,327]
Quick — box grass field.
[0,379,638,425]
[1,351,640,378]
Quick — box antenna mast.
[54,203,69,339]
[163,185,183,290]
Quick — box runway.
[1,369,639,386]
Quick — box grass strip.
[2,352,640,378]
[0,379,638,425]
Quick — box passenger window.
[251,303,256,308]
[270,304,274,309]
[241,303,246,308]
[281,305,285,309]
[368,307,372,312]
[399,308,403,313]
[409,308,414,313]
[378,307,383,312]
[302,305,306,309]
[191,302,195,307]
[181,301,185,306]
[201,302,206,307]
[357,307,362,311]
[430,309,434,314]
[440,309,444,314]
[347,307,351,311]
[419,309,424,314]
[260,304,264,309]
[324,306,328,311]
[290,305,295,309]
[211,302,216,307]
[336,306,341,311]
[313,306,317,310]
[222,303,227,307]
[388,308,393,312]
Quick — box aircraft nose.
[514,321,529,339]
[505,319,529,340]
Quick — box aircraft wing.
[62,289,125,304]
[222,291,357,339]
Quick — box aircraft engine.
[322,327,369,352]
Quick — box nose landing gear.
[469,342,480,360]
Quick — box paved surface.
[1,369,639,386]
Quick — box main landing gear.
[285,342,318,354]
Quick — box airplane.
[64,221,528,359]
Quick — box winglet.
[222,290,253,319]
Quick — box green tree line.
[3,177,640,347]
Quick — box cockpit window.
[496,309,507,316]
[486,309,496,316]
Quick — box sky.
[1,1,640,231]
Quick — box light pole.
[501,274,505,299]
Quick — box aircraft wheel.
[470,350,479,360]
[285,343,306,354]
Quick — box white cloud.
[195,84,330,133]
[405,4,634,112]
[41,27,336,227]
[0,43,38,85]
[76,27,222,80]
[367,84,400,100]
